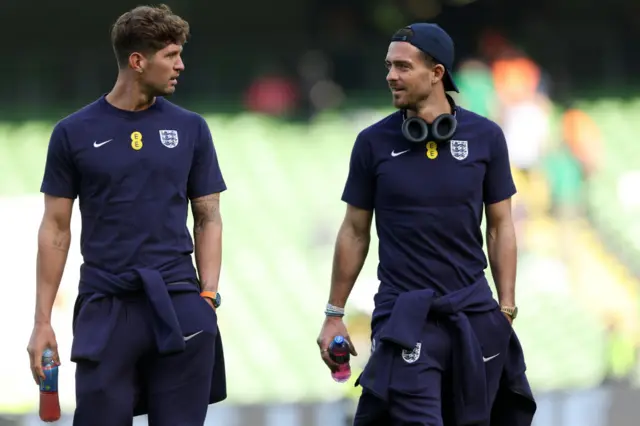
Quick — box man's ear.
[128,51,147,73]
[432,64,446,85]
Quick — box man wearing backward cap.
[317,23,537,425]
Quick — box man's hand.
[316,316,358,371]
[27,323,60,385]
[203,296,216,312]
[503,312,513,325]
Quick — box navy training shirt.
[342,107,516,296]
[40,95,226,275]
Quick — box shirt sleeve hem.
[483,189,517,205]
[40,186,77,200]
[341,195,374,211]
[188,183,227,200]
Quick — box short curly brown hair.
[111,4,190,68]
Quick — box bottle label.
[39,365,58,392]
[329,344,350,364]
[331,353,349,364]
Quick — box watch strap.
[200,291,217,300]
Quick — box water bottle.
[39,348,61,422]
[329,335,351,383]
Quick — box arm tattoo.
[191,193,221,235]
[48,230,71,252]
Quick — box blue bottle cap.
[333,335,345,345]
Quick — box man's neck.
[106,73,156,112]
[406,90,452,123]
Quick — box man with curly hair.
[27,5,227,425]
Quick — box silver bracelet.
[325,303,345,317]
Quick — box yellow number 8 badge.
[426,141,438,159]
[131,131,143,150]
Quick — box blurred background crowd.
[0,0,639,425]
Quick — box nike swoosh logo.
[391,149,409,157]
[184,330,204,342]
[93,139,113,148]
[483,353,500,362]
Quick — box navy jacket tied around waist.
[71,256,227,413]
[73,257,198,361]
[358,280,536,425]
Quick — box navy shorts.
[72,291,217,426]
[353,309,509,425]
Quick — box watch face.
[214,293,221,308]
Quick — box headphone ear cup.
[402,117,430,143]
[431,114,457,142]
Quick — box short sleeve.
[40,122,79,199]
[341,132,375,210]
[483,125,517,204]
[187,116,227,199]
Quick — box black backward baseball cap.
[391,23,459,93]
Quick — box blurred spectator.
[243,67,299,117]
[561,109,603,177]
[543,144,584,218]
[493,54,551,174]
[477,29,513,64]
[493,54,542,105]
[296,50,345,119]
[454,59,498,120]
[544,108,604,219]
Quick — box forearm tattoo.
[47,229,71,252]
[191,193,221,235]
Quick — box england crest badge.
[401,342,422,364]
[159,130,179,148]
[450,139,468,160]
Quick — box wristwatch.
[200,291,222,309]
[500,305,518,320]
